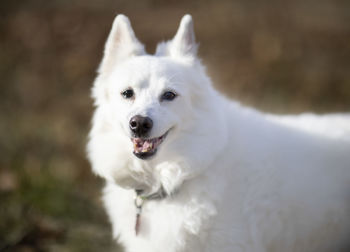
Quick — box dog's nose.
[129,115,153,137]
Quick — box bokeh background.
[1,0,349,251]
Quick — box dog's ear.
[156,14,198,58]
[98,15,145,74]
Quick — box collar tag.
[134,195,144,235]
[134,188,167,236]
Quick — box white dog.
[87,14,350,252]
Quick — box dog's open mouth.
[131,132,168,160]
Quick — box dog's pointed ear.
[98,15,145,74]
[173,14,197,55]
[156,14,198,58]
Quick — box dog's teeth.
[131,132,168,154]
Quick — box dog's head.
[89,15,227,193]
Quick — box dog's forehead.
[131,56,183,75]
[112,56,186,88]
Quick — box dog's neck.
[135,186,167,201]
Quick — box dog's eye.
[121,89,134,99]
[161,91,177,101]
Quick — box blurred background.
[0,0,349,251]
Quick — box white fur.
[87,14,350,252]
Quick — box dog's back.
[217,104,350,251]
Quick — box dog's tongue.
[132,133,168,154]
[132,138,159,153]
